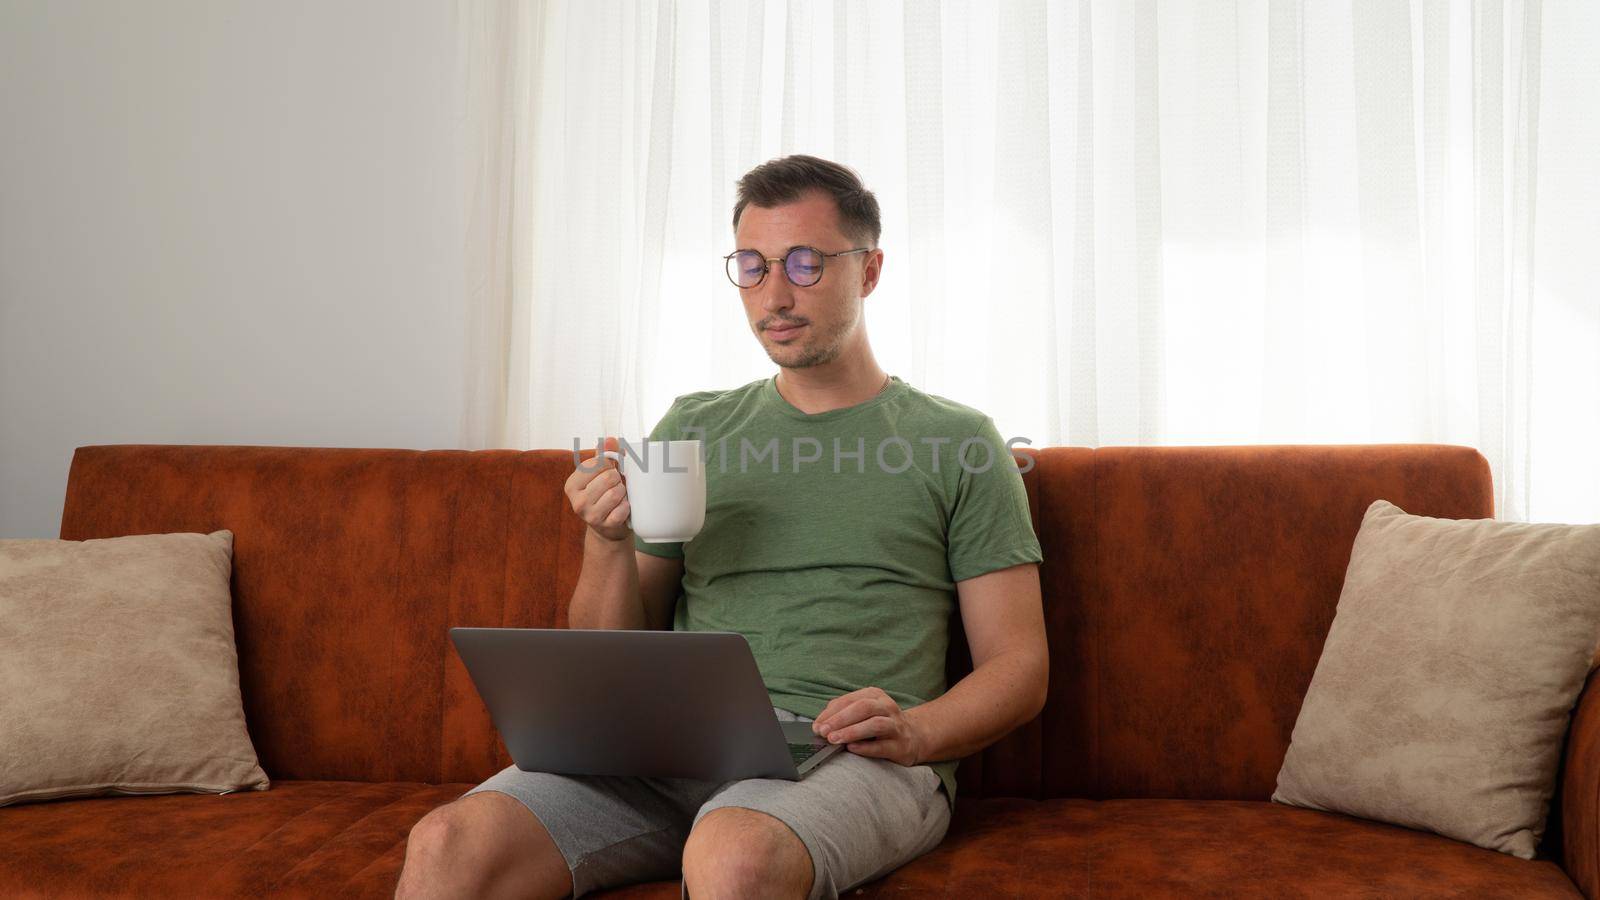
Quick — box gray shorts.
[462,707,950,900]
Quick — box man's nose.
[758,269,796,312]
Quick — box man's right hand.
[565,436,632,543]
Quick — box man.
[396,155,1046,899]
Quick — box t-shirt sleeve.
[946,415,1044,582]
[633,399,688,559]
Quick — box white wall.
[0,1,464,538]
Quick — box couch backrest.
[58,442,1492,799]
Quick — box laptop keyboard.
[788,741,823,764]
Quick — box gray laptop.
[449,627,841,781]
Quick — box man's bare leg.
[681,807,813,899]
[396,792,572,900]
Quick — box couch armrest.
[1564,671,1600,896]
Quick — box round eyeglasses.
[723,246,870,289]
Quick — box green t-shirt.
[632,374,1043,807]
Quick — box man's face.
[732,191,882,369]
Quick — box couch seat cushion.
[854,798,1579,897]
[0,780,469,898]
[1,789,1577,898]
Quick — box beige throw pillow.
[0,530,269,806]
[1273,500,1600,858]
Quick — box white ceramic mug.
[602,440,707,543]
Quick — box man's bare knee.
[402,802,472,872]
[397,792,571,900]
[682,808,812,900]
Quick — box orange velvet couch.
[3,442,1594,898]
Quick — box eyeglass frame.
[722,245,872,288]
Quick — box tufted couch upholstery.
[2,442,1593,897]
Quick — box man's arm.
[811,562,1047,764]
[565,532,683,630]
[562,437,685,631]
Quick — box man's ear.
[860,248,884,299]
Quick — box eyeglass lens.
[728,247,826,288]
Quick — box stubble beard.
[766,312,856,369]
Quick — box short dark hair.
[732,154,881,248]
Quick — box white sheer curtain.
[459,0,1600,523]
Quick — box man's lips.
[765,322,807,340]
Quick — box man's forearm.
[566,530,646,630]
[904,647,1047,764]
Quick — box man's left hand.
[810,686,925,767]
